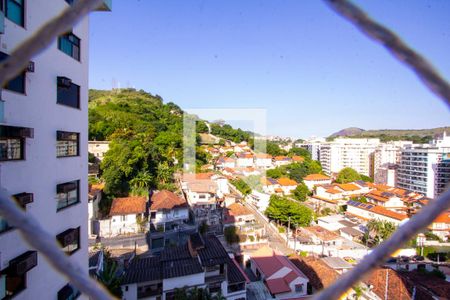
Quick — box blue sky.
[89,0,450,138]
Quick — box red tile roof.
[337,183,360,191]
[289,256,339,291]
[110,196,146,216]
[278,177,298,186]
[304,174,330,181]
[226,203,253,216]
[182,172,214,181]
[292,156,305,162]
[150,190,187,210]
[251,246,307,295]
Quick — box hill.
[88,88,253,196]
[329,126,450,143]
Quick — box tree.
[266,141,287,156]
[129,171,153,196]
[224,226,240,244]
[266,167,286,179]
[288,147,311,160]
[97,252,123,297]
[360,174,374,182]
[231,178,252,196]
[292,183,310,202]
[335,167,361,184]
[364,219,397,246]
[265,195,314,227]
[196,121,209,133]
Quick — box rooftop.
[321,257,353,270]
[150,190,187,211]
[278,177,298,186]
[347,200,409,221]
[109,196,146,216]
[289,256,339,291]
[303,226,341,241]
[304,174,330,181]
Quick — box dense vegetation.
[265,195,314,227]
[266,160,322,183]
[335,167,373,183]
[210,123,253,144]
[89,89,185,196]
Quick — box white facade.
[99,214,142,237]
[397,134,450,198]
[88,141,110,161]
[0,1,109,298]
[320,138,380,177]
[373,141,412,185]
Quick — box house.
[299,226,343,247]
[277,177,298,195]
[88,140,110,161]
[335,183,366,198]
[100,196,147,237]
[320,257,353,274]
[223,203,256,228]
[291,156,305,163]
[366,267,450,300]
[88,183,104,236]
[365,190,405,210]
[346,200,409,226]
[339,227,364,242]
[289,256,339,292]
[314,184,344,202]
[254,153,273,169]
[303,174,331,190]
[249,190,271,212]
[317,215,358,232]
[273,156,292,167]
[250,246,309,299]
[148,190,193,252]
[236,153,254,167]
[184,179,221,226]
[262,177,281,195]
[121,234,248,300]
[428,211,450,241]
[216,157,236,169]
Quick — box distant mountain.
[331,127,365,137]
[329,126,450,143]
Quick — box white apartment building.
[397,134,450,198]
[297,137,325,161]
[0,1,110,299]
[373,141,412,185]
[320,138,380,177]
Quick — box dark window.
[0,137,23,161]
[0,216,13,234]
[5,0,24,27]
[57,77,80,108]
[57,283,80,300]
[0,52,25,94]
[56,227,80,255]
[56,180,80,211]
[64,0,75,5]
[0,193,32,234]
[58,32,80,61]
[57,131,79,157]
[0,251,38,299]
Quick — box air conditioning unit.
[19,127,34,138]
[9,251,38,276]
[57,76,72,88]
[13,193,34,207]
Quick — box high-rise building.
[319,138,380,177]
[373,141,412,185]
[0,1,110,299]
[397,134,450,198]
[297,137,325,161]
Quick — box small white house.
[277,177,298,195]
[254,153,273,169]
[149,190,189,232]
[236,153,254,168]
[303,174,332,190]
[100,196,147,237]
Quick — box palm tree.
[129,171,153,196]
[97,256,123,297]
[157,162,172,185]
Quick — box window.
[56,227,80,255]
[5,0,24,27]
[0,193,32,234]
[57,131,79,157]
[57,77,80,108]
[56,180,80,211]
[0,216,12,234]
[58,32,80,61]
[0,52,25,94]
[0,138,23,161]
[57,283,80,300]
[64,0,75,5]
[295,284,304,293]
[0,251,37,299]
